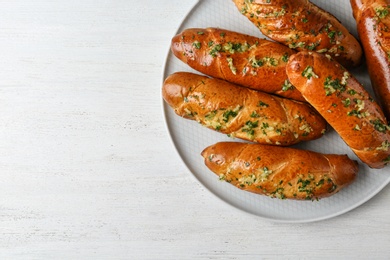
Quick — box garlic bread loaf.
[351,0,390,120]
[162,72,327,146]
[233,0,362,68]
[201,142,358,200]
[171,27,304,101]
[286,51,390,168]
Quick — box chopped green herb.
[223,42,249,54]
[258,101,269,107]
[323,22,332,32]
[370,119,388,133]
[268,57,278,66]
[223,109,238,122]
[306,41,320,51]
[282,79,293,91]
[205,110,217,120]
[342,98,351,107]
[261,122,269,135]
[302,66,319,79]
[209,44,222,57]
[192,41,201,49]
[347,110,360,117]
[376,6,389,18]
[328,31,336,40]
[324,76,345,96]
[282,53,289,62]
[249,57,264,68]
[289,41,306,49]
[245,120,259,128]
[259,166,272,181]
[184,108,196,117]
[271,187,285,199]
[250,111,260,118]
[242,120,259,137]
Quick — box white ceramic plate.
[162,0,390,223]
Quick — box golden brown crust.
[201,142,358,200]
[286,51,390,168]
[233,0,363,68]
[162,72,327,146]
[351,0,390,120]
[171,27,304,101]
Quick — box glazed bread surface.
[171,27,304,101]
[351,0,390,120]
[233,0,363,68]
[162,72,327,146]
[286,51,390,168]
[201,142,358,200]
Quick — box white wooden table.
[1,0,390,258]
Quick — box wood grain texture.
[0,0,389,259]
